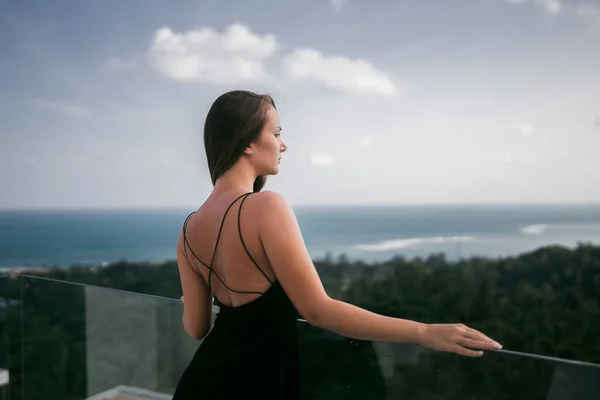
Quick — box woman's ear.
[244,143,254,156]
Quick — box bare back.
[179,191,276,308]
[173,193,303,399]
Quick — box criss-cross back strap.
[205,193,250,289]
[182,192,270,296]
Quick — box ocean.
[1,204,600,268]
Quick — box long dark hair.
[204,90,276,193]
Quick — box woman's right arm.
[256,191,502,357]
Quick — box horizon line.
[3,200,600,212]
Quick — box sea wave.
[520,224,547,235]
[354,235,476,252]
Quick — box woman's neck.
[213,163,256,194]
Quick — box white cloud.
[537,0,562,13]
[519,123,535,136]
[506,0,562,13]
[283,48,397,96]
[311,153,335,166]
[30,98,92,119]
[144,23,397,97]
[506,0,600,18]
[360,138,372,147]
[330,0,347,9]
[105,57,137,71]
[594,116,600,127]
[521,224,547,235]
[576,5,600,20]
[148,24,278,85]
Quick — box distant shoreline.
[3,204,600,271]
[2,241,594,277]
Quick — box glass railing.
[298,322,600,399]
[0,275,11,400]
[6,275,600,399]
[18,275,203,400]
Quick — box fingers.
[459,338,502,351]
[453,345,484,357]
[464,327,502,348]
[462,326,487,340]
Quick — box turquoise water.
[2,204,600,267]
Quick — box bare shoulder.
[245,191,300,239]
[247,190,293,215]
[250,190,288,206]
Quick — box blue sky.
[1,0,599,208]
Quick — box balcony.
[1,274,599,399]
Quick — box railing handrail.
[12,274,600,369]
[19,274,182,303]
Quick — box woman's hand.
[418,323,502,357]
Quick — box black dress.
[172,193,301,399]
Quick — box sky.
[1,0,599,209]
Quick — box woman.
[172,90,502,399]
